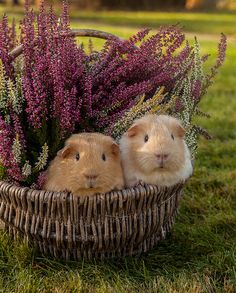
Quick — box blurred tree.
[35,0,41,6]
[99,0,186,10]
[186,0,219,9]
[2,0,232,10]
[0,0,21,4]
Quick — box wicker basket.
[0,29,187,260]
[0,180,184,260]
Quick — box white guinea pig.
[119,114,193,187]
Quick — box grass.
[0,7,236,293]
[1,5,236,35]
[70,10,236,36]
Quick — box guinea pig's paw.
[135,180,146,187]
[61,188,70,194]
[113,185,124,191]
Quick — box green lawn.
[1,6,236,35]
[71,10,236,36]
[0,8,236,293]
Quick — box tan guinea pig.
[119,114,193,187]
[44,133,124,196]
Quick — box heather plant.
[171,34,227,154]
[104,32,226,156]
[0,15,17,79]
[107,87,177,139]
[0,0,226,187]
[85,26,193,130]
[0,1,86,186]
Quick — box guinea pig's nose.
[84,174,98,180]
[156,154,169,161]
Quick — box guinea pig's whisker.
[138,156,155,169]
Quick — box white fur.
[119,115,193,187]
[120,139,192,187]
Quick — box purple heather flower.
[192,80,202,101]
[0,115,24,181]
[0,15,16,78]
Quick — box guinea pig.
[44,133,124,196]
[119,114,193,187]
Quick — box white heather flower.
[193,37,204,84]
[4,115,11,125]
[22,161,32,177]
[181,40,206,155]
[8,76,24,115]
[0,61,24,115]
[12,135,22,164]
[0,60,8,110]
[34,143,49,171]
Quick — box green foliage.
[0,165,6,180]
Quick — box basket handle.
[9,29,126,60]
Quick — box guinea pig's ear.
[174,123,186,138]
[57,145,73,158]
[126,124,141,137]
[110,142,120,157]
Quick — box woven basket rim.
[0,179,185,203]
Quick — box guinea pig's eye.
[102,153,106,161]
[75,153,80,161]
[171,134,175,140]
[144,134,149,143]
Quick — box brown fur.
[120,114,193,187]
[44,133,124,196]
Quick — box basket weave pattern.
[0,181,183,260]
